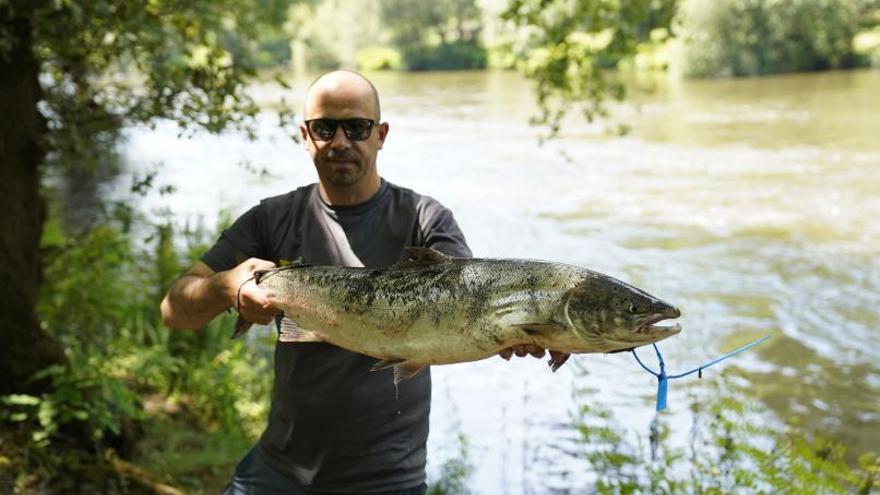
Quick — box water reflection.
[735,335,880,462]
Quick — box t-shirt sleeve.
[200,203,269,272]
[418,199,472,258]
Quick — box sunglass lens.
[342,119,373,140]
[307,119,374,141]
[309,120,337,140]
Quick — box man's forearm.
[160,272,231,330]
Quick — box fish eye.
[627,301,637,313]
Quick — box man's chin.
[328,171,362,186]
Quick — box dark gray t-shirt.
[201,180,471,493]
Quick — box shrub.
[680,0,865,77]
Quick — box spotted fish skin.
[238,247,681,382]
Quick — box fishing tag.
[632,335,771,412]
[656,376,668,412]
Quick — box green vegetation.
[380,0,486,70]
[287,0,487,71]
[679,0,880,77]
[562,367,879,494]
[499,0,677,136]
[1,197,273,492]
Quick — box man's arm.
[160,258,278,330]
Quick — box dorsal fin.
[400,247,452,266]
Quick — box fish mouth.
[634,307,682,339]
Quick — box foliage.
[0,190,273,490]
[554,370,880,494]
[286,0,384,70]
[501,0,677,137]
[426,432,474,495]
[1,361,139,449]
[854,27,880,67]
[17,0,296,172]
[356,45,404,71]
[400,40,487,71]
[679,0,878,77]
[380,0,487,70]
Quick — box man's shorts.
[221,448,429,495]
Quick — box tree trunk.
[0,5,66,395]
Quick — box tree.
[0,0,293,397]
[501,0,678,136]
[380,0,487,70]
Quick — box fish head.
[562,273,681,352]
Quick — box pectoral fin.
[393,363,426,384]
[370,359,405,372]
[278,316,323,343]
[231,316,252,339]
[370,359,426,384]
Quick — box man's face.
[299,82,388,188]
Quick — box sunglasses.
[304,118,378,142]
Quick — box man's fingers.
[240,281,274,308]
[499,345,549,361]
[527,346,546,359]
[246,257,277,272]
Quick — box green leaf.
[1,394,41,406]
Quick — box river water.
[124,69,880,493]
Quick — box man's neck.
[318,175,382,206]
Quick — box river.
[123,68,880,493]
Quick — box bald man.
[161,71,540,494]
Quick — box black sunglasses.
[304,118,378,142]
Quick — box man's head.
[300,70,389,201]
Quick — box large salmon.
[235,247,681,383]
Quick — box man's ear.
[377,122,389,150]
[299,123,309,147]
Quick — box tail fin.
[231,316,252,339]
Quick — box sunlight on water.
[125,69,880,493]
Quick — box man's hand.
[499,346,572,372]
[498,345,546,360]
[226,258,278,325]
[161,258,278,330]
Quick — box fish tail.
[231,316,251,339]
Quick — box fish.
[233,247,681,383]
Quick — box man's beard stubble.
[321,149,365,186]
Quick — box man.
[160,70,543,494]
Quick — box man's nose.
[329,126,351,148]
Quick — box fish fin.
[606,346,637,354]
[231,316,252,339]
[393,362,426,384]
[278,316,323,343]
[401,247,452,266]
[369,359,426,383]
[370,359,405,372]
[514,323,566,335]
[547,351,571,372]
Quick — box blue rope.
[631,335,770,412]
